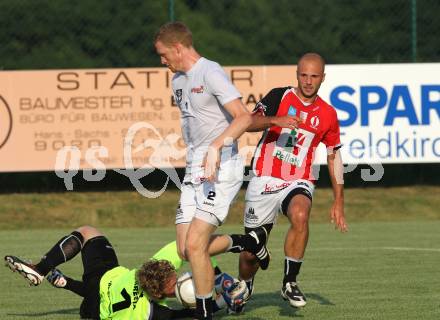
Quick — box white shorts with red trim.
[244,176,314,229]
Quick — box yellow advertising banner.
[0,66,297,172]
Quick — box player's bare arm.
[327,149,348,232]
[202,98,252,181]
[247,114,301,132]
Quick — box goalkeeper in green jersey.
[5,225,224,319]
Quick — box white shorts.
[243,176,315,229]
[176,158,243,226]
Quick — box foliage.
[0,0,439,70]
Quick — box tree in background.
[0,0,438,70]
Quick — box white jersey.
[172,57,242,175]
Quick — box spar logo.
[330,85,440,127]
[0,95,13,149]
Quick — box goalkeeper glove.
[46,269,67,288]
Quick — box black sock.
[229,226,269,254]
[228,234,259,253]
[283,257,302,285]
[195,294,213,320]
[212,298,222,313]
[35,231,84,276]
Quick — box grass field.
[1,221,439,319]
[1,186,440,229]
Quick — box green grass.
[1,187,439,318]
[1,186,440,229]
[1,222,439,319]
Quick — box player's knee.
[185,236,205,260]
[289,209,309,231]
[185,239,199,258]
[76,225,102,241]
[185,244,197,261]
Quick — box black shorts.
[80,236,119,319]
[81,236,119,280]
[281,187,313,215]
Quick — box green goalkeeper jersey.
[99,241,183,320]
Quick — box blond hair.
[154,21,193,47]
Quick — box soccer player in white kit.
[154,22,270,319]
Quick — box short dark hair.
[137,259,176,300]
[154,21,193,47]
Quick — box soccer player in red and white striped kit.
[238,53,348,309]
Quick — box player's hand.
[221,280,250,313]
[202,145,220,182]
[47,268,67,288]
[273,115,301,130]
[330,199,348,232]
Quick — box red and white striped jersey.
[251,87,342,182]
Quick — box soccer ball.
[175,272,196,308]
[175,271,249,311]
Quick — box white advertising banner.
[316,63,440,164]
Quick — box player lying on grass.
[4,225,248,319]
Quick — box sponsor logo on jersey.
[310,115,320,129]
[288,105,297,116]
[175,89,183,104]
[261,182,290,195]
[191,85,204,94]
[272,148,301,166]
